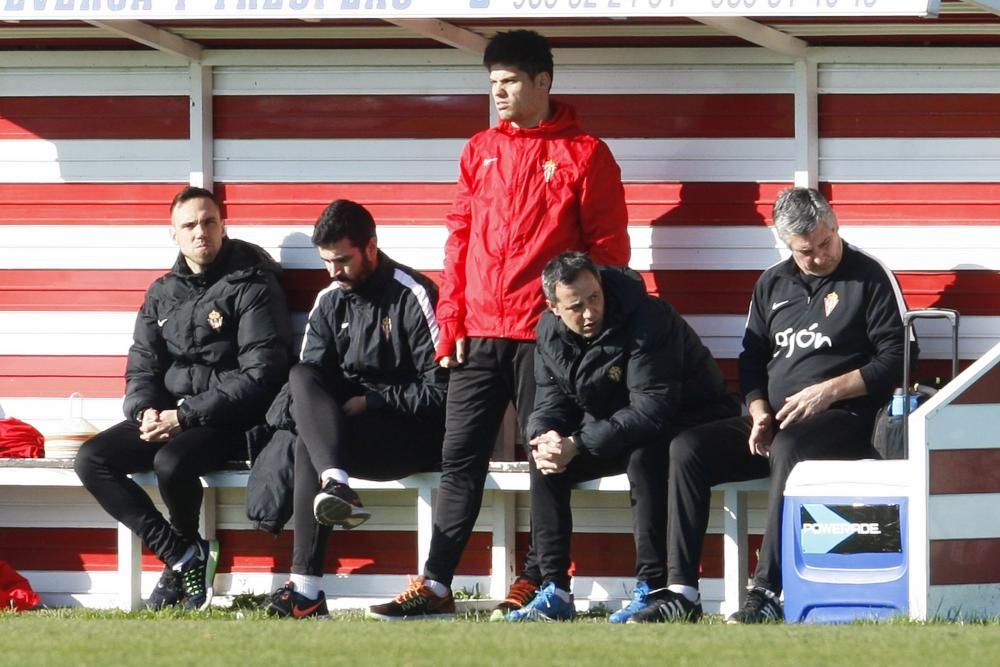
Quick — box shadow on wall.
[274,230,324,318]
[648,182,769,316]
[908,263,992,382]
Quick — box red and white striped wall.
[909,340,1000,620]
[1,46,999,608]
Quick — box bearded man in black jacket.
[260,199,446,620]
[75,186,292,611]
[502,252,738,623]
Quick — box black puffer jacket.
[123,237,293,431]
[528,267,738,458]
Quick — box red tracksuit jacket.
[435,100,631,358]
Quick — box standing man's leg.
[369,339,524,620]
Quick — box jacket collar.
[496,99,580,137]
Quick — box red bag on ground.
[0,560,41,612]
[0,418,45,458]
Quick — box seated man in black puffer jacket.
[75,186,293,611]
[503,251,739,623]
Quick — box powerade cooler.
[781,459,909,624]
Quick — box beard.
[337,252,375,290]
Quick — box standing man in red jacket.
[369,29,631,620]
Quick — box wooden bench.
[0,458,767,614]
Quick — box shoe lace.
[394,577,430,603]
[505,578,538,606]
[181,564,205,597]
[619,583,652,614]
[742,588,767,613]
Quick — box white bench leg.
[721,488,749,617]
[490,490,515,599]
[201,486,217,540]
[416,486,434,576]
[117,521,142,611]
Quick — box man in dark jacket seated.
[261,199,447,619]
[75,186,293,611]
[630,187,907,625]
[503,252,739,622]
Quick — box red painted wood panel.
[951,363,1000,405]
[5,182,1000,227]
[211,94,791,140]
[560,94,793,138]
[930,538,1000,586]
[0,183,183,225]
[930,449,1000,495]
[214,95,487,139]
[3,269,994,315]
[821,94,1000,138]
[0,97,189,140]
[0,527,761,580]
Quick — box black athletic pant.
[74,420,242,566]
[530,437,670,591]
[666,409,876,594]
[288,363,443,576]
[423,338,536,586]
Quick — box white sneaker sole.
[313,493,371,529]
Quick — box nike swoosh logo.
[771,300,790,311]
[483,157,498,166]
[157,318,168,327]
[292,600,325,618]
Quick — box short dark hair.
[170,186,220,215]
[541,252,601,303]
[483,30,554,80]
[312,199,376,249]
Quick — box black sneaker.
[146,565,183,610]
[313,480,371,529]
[727,587,784,624]
[626,589,703,623]
[179,538,219,611]
[264,581,330,620]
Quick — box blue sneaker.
[608,581,652,624]
[505,582,576,622]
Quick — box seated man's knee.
[73,437,103,484]
[288,362,320,392]
[152,446,191,482]
[767,431,801,467]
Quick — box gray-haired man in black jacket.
[630,187,908,625]
[75,186,292,611]
[503,252,739,623]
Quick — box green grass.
[4,608,1000,667]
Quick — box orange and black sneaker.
[366,576,455,621]
[496,576,540,613]
[263,581,330,620]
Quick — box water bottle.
[890,388,918,416]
